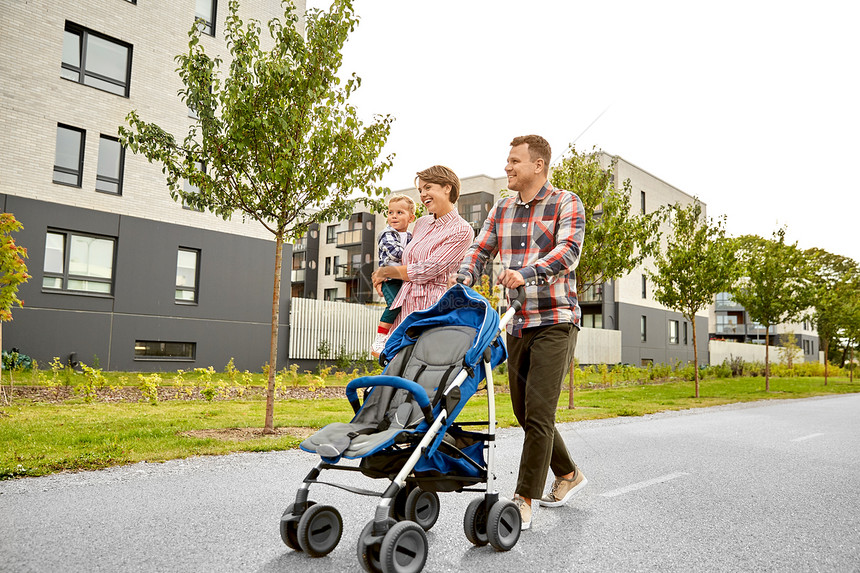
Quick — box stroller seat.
[300,324,476,460]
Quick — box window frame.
[640,315,647,342]
[326,225,337,244]
[669,319,679,345]
[175,247,201,304]
[134,340,196,361]
[53,124,86,187]
[323,288,338,301]
[61,22,133,97]
[95,134,125,195]
[42,229,117,296]
[195,0,218,36]
[641,275,647,299]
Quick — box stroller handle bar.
[345,375,434,423]
[455,274,526,312]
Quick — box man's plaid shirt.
[459,181,585,337]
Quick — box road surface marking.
[600,472,690,498]
[791,433,825,442]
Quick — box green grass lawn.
[2,375,858,480]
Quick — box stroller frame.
[280,285,526,573]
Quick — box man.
[458,134,587,530]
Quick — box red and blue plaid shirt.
[459,182,585,337]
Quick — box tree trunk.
[568,359,575,409]
[823,339,829,387]
[692,319,700,399]
[264,235,284,434]
[850,344,855,383]
[0,323,6,406]
[764,330,770,392]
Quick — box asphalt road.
[2,394,859,572]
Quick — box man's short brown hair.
[414,165,461,203]
[510,135,551,174]
[387,193,416,214]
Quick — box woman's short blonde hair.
[388,193,416,214]
[415,165,460,203]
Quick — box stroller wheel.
[392,485,412,521]
[357,518,396,573]
[487,500,521,552]
[297,504,343,557]
[380,521,428,573]
[404,489,440,531]
[280,502,314,550]
[463,498,489,546]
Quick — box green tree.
[647,201,738,397]
[0,213,31,404]
[805,248,859,385]
[550,146,665,407]
[119,0,393,432]
[731,229,812,391]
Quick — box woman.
[371,165,474,355]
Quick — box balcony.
[715,323,743,335]
[714,294,743,311]
[579,283,603,304]
[291,268,306,283]
[334,261,363,282]
[336,229,362,248]
[292,239,306,252]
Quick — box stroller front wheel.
[297,504,343,557]
[404,489,440,531]
[380,521,428,573]
[280,501,315,550]
[463,498,489,546]
[357,518,396,573]
[486,500,521,551]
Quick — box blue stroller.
[280,283,525,573]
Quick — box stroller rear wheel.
[297,504,343,557]
[404,489,440,531]
[380,521,428,573]
[280,501,315,550]
[486,500,521,551]
[357,518,396,573]
[463,498,489,546]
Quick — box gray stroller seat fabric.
[300,325,476,459]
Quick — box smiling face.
[386,199,415,232]
[505,143,545,198]
[417,179,454,217]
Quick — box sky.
[306,0,860,263]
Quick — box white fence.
[289,298,381,360]
[709,339,824,366]
[288,298,623,364]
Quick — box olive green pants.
[506,323,578,500]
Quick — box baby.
[372,193,417,356]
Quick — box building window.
[640,315,647,342]
[669,320,679,344]
[641,275,647,299]
[195,0,217,35]
[175,248,200,303]
[323,288,338,301]
[582,312,603,329]
[61,23,132,97]
[182,161,205,210]
[640,190,646,214]
[135,341,196,360]
[53,124,85,187]
[326,225,337,244]
[683,321,689,345]
[96,135,125,194]
[42,230,115,294]
[325,256,331,275]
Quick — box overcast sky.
[306,0,860,263]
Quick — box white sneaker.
[371,333,388,357]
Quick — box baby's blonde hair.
[388,193,416,214]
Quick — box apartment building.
[710,293,820,361]
[1,0,303,371]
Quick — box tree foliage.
[550,146,665,294]
[0,213,30,404]
[731,229,812,390]
[119,0,393,431]
[647,201,738,397]
[805,248,860,384]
